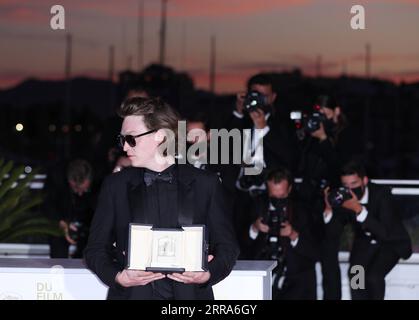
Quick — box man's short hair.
[247,73,274,92]
[67,159,92,184]
[341,160,367,178]
[126,85,151,99]
[267,167,293,186]
[118,97,179,130]
[186,112,210,132]
[118,97,180,153]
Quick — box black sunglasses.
[117,129,157,148]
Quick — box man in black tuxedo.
[323,161,412,300]
[227,73,298,175]
[242,167,319,300]
[84,97,239,300]
[226,74,298,257]
[296,95,366,300]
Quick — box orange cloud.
[0,69,109,90]
[190,67,269,94]
[341,0,419,5]
[167,0,312,17]
[0,0,313,24]
[0,4,47,24]
[78,0,313,18]
[376,70,419,84]
[0,69,63,90]
[4,0,419,26]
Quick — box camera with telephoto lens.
[244,90,271,113]
[263,199,288,260]
[327,187,353,208]
[264,199,288,233]
[68,221,89,242]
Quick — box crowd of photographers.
[221,73,411,300]
[44,73,412,300]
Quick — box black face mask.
[351,186,365,200]
[269,197,288,209]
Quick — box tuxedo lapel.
[365,184,377,213]
[177,165,196,226]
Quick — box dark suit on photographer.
[231,109,298,255]
[243,192,319,300]
[296,96,364,300]
[228,108,297,173]
[226,75,299,258]
[45,160,97,258]
[192,159,239,217]
[325,183,412,300]
[297,118,364,205]
[185,115,241,221]
[299,131,362,300]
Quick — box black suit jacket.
[242,194,319,275]
[226,111,298,172]
[84,164,239,300]
[325,184,412,260]
[44,163,98,224]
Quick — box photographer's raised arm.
[284,206,320,261]
[225,92,251,130]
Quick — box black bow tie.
[143,170,174,186]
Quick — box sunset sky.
[1,0,419,93]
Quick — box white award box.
[127,224,209,272]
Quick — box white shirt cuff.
[260,125,270,137]
[323,211,333,224]
[290,237,299,247]
[356,206,368,223]
[233,110,244,119]
[249,225,259,240]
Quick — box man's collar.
[251,112,271,130]
[360,186,369,205]
[144,163,176,175]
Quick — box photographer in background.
[323,161,412,300]
[298,94,363,203]
[242,167,319,300]
[296,95,364,299]
[227,74,298,254]
[185,113,240,198]
[228,73,297,175]
[45,159,97,258]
